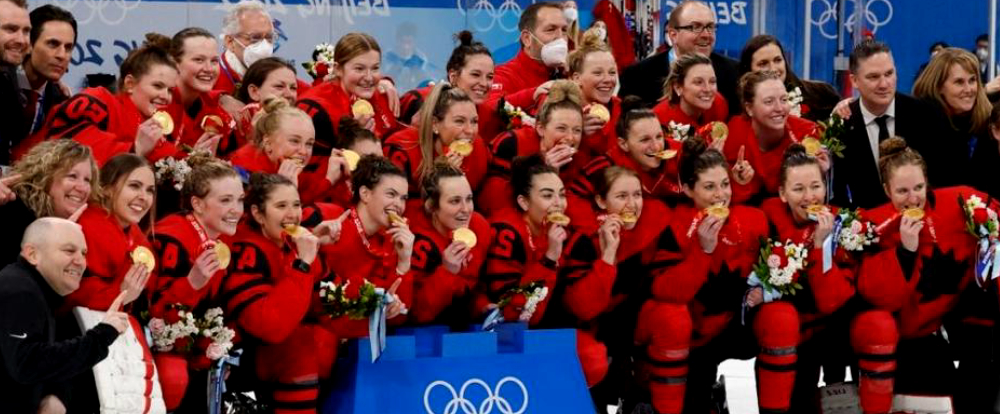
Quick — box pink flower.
[767,254,781,268]
[850,220,862,233]
[149,318,166,335]
[206,342,226,360]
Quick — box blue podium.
[321,324,593,414]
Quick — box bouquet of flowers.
[667,121,692,141]
[192,308,236,366]
[498,98,536,130]
[149,304,199,353]
[960,194,999,240]
[318,278,382,319]
[835,209,880,252]
[302,42,335,80]
[959,194,1000,287]
[787,86,804,117]
[497,280,549,322]
[748,239,808,301]
[154,150,213,191]
[800,113,847,158]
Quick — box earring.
[433,129,439,135]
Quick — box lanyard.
[351,208,374,252]
[186,214,211,247]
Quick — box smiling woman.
[913,47,992,163]
[0,139,100,269]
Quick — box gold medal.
[214,242,231,269]
[546,212,571,226]
[903,208,925,220]
[342,149,361,171]
[351,99,375,117]
[131,246,156,272]
[652,149,678,160]
[588,104,611,123]
[452,227,477,248]
[448,140,474,157]
[152,111,174,135]
[200,115,224,134]
[705,204,729,219]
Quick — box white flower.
[766,254,781,268]
[668,121,692,141]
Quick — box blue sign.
[323,324,593,414]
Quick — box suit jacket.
[832,93,959,209]
[35,81,69,134]
[618,49,740,117]
[0,65,28,166]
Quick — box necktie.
[874,114,890,143]
[22,89,40,133]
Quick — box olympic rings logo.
[423,376,529,414]
[456,0,535,33]
[54,0,141,26]
[810,0,893,40]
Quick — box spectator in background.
[0,0,31,165]
[915,41,947,83]
[0,217,130,414]
[975,34,997,83]
[482,2,569,141]
[217,1,275,96]
[618,1,739,116]
[913,48,992,167]
[738,35,841,122]
[20,5,75,136]
[383,21,433,92]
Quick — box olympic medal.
[130,246,156,272]
[452,227,477,248]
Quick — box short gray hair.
[222,0,271,36]
[21,217,80,249]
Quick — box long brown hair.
[416,83,474,180]
[913,47,992,133]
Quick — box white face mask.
[537,37,568,68]
[977,47,989,61]
[241,39,274,67]
[563,8,578,23]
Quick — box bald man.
[0,217,129,414]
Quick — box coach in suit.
[832,40,959,209]
[618,1,740,115]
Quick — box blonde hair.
[252,97,310,147]
[567,30,611,75]
[537,80,584,127]
[12,140,100,217]
[912,47,992,134]
[180,154,238,211]
[416,83,474,180]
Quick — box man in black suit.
[19,5,75,137]
[617,1,740,115]
[832,40,959,209]
[0,0,31,166]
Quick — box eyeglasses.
[237,32,277,44]
[675,23,717,34]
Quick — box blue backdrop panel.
[322,324,593,414]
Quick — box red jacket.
[164,88,236,154]
[213,54,312,98]
[478,126,585,217]
[862,187,984,338]
[404,208,491,325]
[482,50,554,141]
[383,127,490,199]
[653,93,729,130]
[650,203,768,347]
[221,222,320,345]
[555,200,670,326]
[483,208,562,325]
[316,205,414,337]
[65,205,154,311]
[149,213,229,317]
[567,142,683,233]
[15,87,184,165]
[227,143,346,206]
[231,102,260,152]
[297,81,401,151]
[724,115,818,205]
[760,198,857,342]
